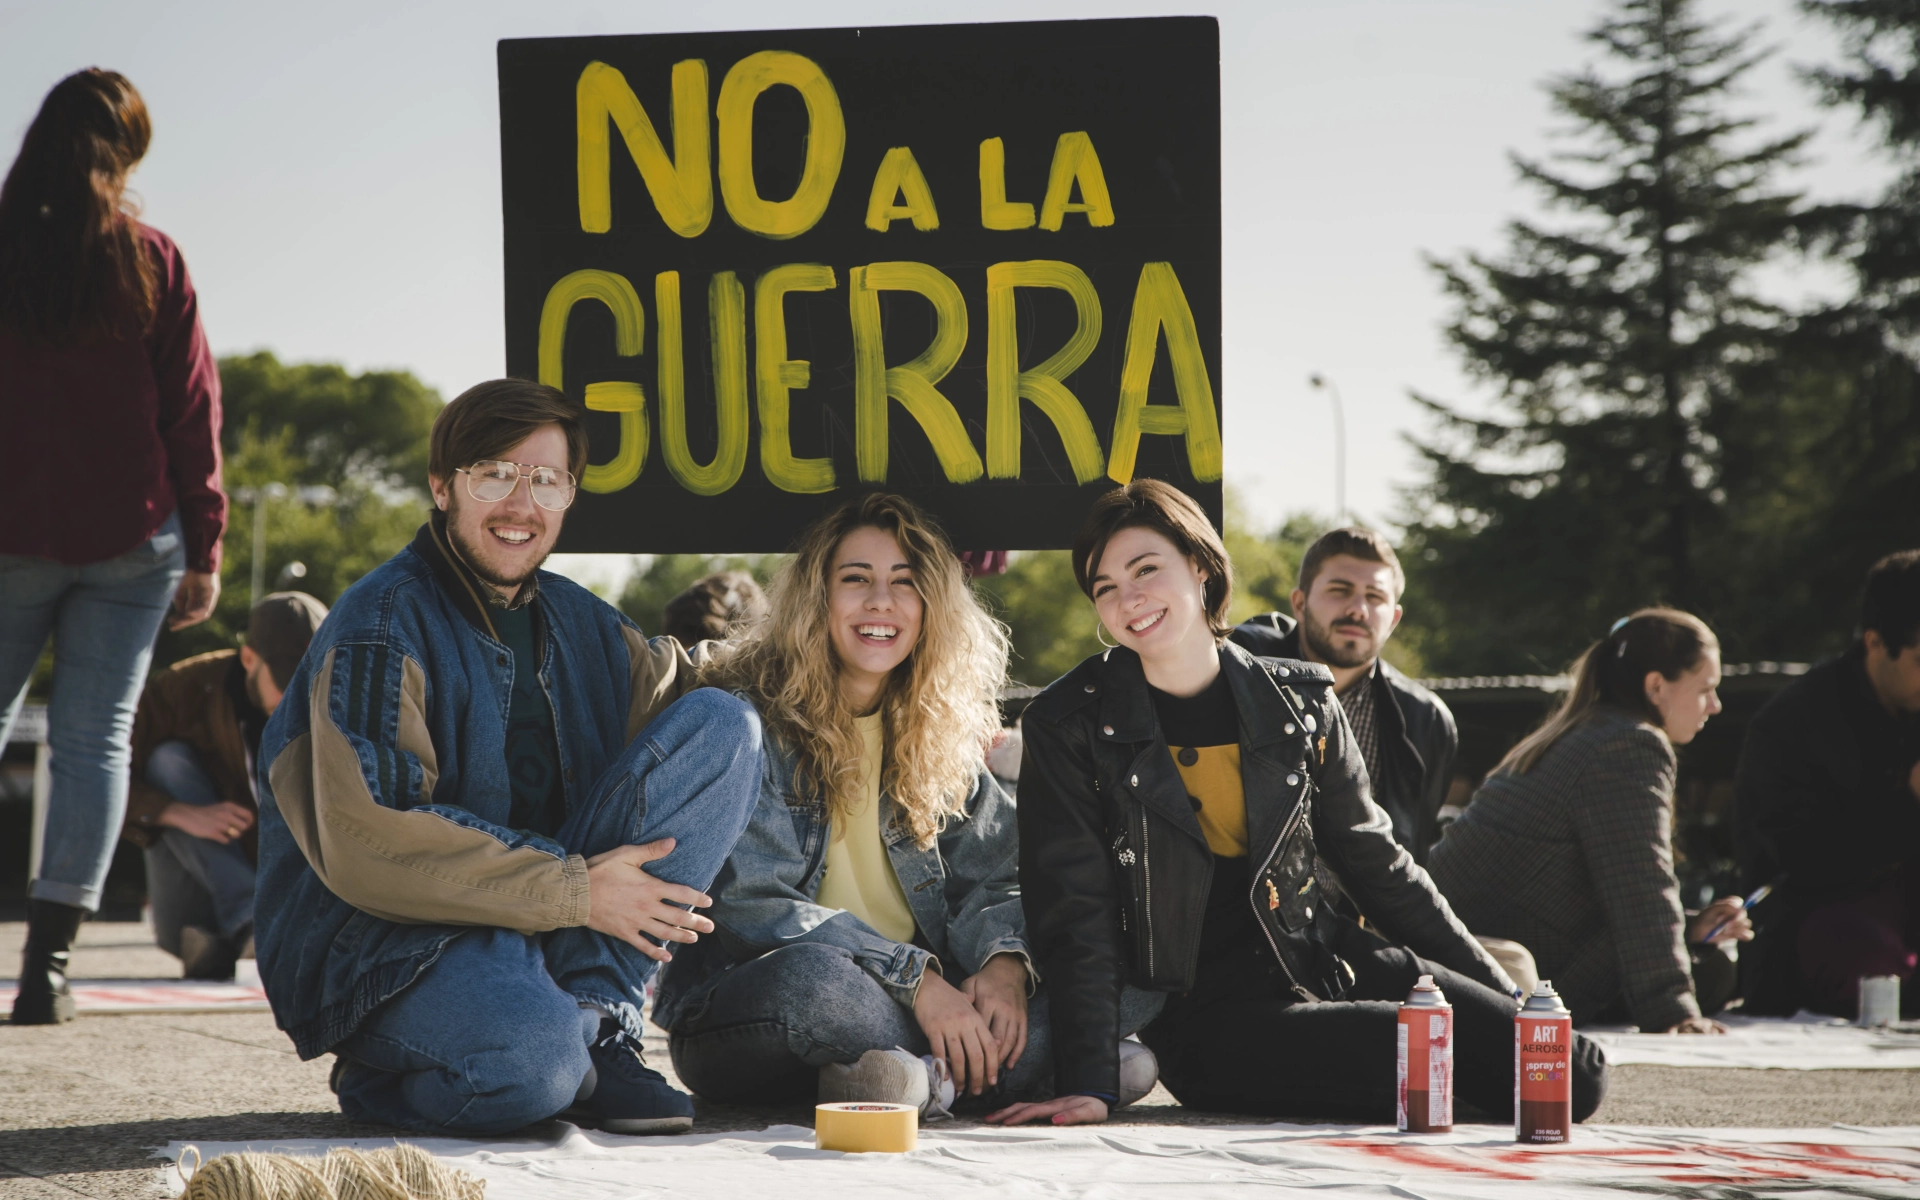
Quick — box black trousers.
[1139,916,1608,1123]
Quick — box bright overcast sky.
[2,0,1886,546]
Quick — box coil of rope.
[174,1143,484,1200]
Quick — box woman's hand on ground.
[960,953,1030,1070]
[913,968,999,1095]
[1687,896,1753,945]
[1666,1015,1728,1034]
[985,1094,1110,1126]
[584,838,714,962]
[168,570,220,630]
[158,800,255,843]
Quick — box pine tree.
[1403,0,1808,673]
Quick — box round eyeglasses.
[455,460,578,511]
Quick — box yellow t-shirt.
[816,713,918,942]
[1173,744,1248,858]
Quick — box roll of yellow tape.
[814,1102,918,1153]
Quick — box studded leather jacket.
[1017,640,1512,1099]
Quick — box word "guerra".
[549,52,1221,497]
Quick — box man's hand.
[960,953,1030,1071]
[986,1094,1110,1126]
[168,570,220,631]
[584,838,713,963]
[913,967,1000,1096]
[158,800,255,844]
[1667,1015,1728,1034]
[1908,758,1920,802]
[1687,896,1753,945]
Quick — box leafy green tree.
[148,359,439,672]
[1718,0,1920,661]
[1403,0,1809,674]
[219,351,442,490]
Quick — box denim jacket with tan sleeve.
[253,514,707,1059]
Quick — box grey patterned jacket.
[1428,707,1698,1030]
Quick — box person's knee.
[674,688,763,760]
[742,943,893,1050]
[441,1016,592,1134]
[146,740,212,802]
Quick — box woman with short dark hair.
[0,69,225,1024]
[1429,609,1746,1032]
[993,479,1608,1127]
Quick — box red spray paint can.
[1515,980,1574,1143]
[1396,973,1453,1132]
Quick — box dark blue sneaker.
[565,1018,694,1135]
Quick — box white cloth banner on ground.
[161,1122,1920,1199]
[1583,1011,1920,1069]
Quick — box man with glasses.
[253,379,764,1136]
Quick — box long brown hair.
[0,69,157,341]
[703,493,1009,847]
[1494,607,1717,776]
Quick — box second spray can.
[1515,980,1574,1143]
[1396,973,1453,1132]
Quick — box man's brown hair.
[428,378,588,484]
[1298,527,1405,599]
[1072,479,1234,637]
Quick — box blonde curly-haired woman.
[655,493,1156,1114]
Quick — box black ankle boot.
[12,899,85,1024]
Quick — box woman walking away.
[0,70,225,1024]
[993,480,1607,1127]
[656,494,1147,1115]
[1429,609,1746,1031]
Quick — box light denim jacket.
[655,705,1031,1028]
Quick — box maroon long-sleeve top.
[1,223,225,572]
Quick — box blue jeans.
[144,741,257,945]
[0,513,186,912]
[666,941,1167,1106]
[333,689,762,1135]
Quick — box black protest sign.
[498,17,1220,553]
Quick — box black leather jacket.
[1018,640,1512,1098]
[1229,613,1458,864]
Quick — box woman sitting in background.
[1428,609,1751,1032]
[654,493,1057,1116]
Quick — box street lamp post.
[232,483,338,608]
[1308,373,1347,523]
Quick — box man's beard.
[446,508,550,591]
[1300,609,1378,670]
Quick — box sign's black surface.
[499,18,1221,552]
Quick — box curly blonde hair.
[703,493,1009,847]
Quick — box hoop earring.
[1094,618,1118,650]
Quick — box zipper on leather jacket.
[1139,809,1155,979]
[1250,788,1310,988]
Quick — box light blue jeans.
[332,688,763,1135]
[144,740,257,945]
[0,513,186,912]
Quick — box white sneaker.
[819,1048,956,1119]
[1116,1039,1159,1108]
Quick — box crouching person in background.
[255,380,762,1136]
[657,495,1085,1117]
[995,481,1605,1129]
[122,592,327,978]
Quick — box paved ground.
[5,921,1920,1199]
